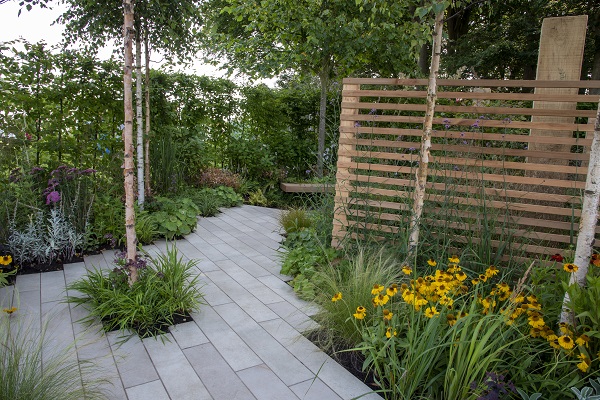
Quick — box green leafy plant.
[67,245,203,338]
[571,378,600,400]
[248,188,267,206]
[0,315,107,400]
[151,196,199,240]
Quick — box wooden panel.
[330,76,599,261]
[343,78,600,89]
[529,16,588,172]
[342,89,600,103]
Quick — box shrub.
[67,245,203,338]
[196,167,241,190]
[0,315,107,400]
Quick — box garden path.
[0,205,381,400]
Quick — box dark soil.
[103,311,194,338]
[304,330,379,390]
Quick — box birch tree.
[123,0,138,283]
[408,6,445,255]
[560,99,600,323]
[135,22,144,208]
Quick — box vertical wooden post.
[528,16,587,175]
[331,82,359,249]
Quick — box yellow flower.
[3,307,17,314]
[576,334,590,347]
[511,293,525,303]
[548,335,560,349]
[424,306,439,318]
[485,265,499,277]
[558,335,574,350]
[558,322,572,335]
[440,296,454,307]
[331,292,342,302]
[385,327,397,338]
[447,314,457,326]
[401,265,412,275]
[528,314,545,328]
[455,271,467,282]
[471,278,481,285]
[427,259,437,267]
[353,306,366,320]
[382,309,393,321]
[413,296,428,311]
[371,284,384,295]
[373,294,390,307]
[448,255,460,264]
[0,255,12,266]
[563,263,578,273]
[577,354,591,372]
[478,274,488,282]
[481,297,496,309]
[386,284,398,297]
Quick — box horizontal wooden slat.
[339,140,589,161]
[339,127,593,147]
[279,182,334,193]
[342,89,600,103]
[341,174,582,204]
[342,78,600,89]
[342,101,599,118]
[340,140,589,172]
[338,161,587,189]
[348,210,579,245]
[343,114,594,132]
[338,196,599,234]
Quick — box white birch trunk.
[144,28,152,198]
[560,99,600,323]
[123,0,138,284]
[136,29,144,209]
[407,11,444,255]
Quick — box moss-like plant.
[278,208,313,235]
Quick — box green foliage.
[150,197,199,240]
[67,245,203,338]
[279,229,338,300]
[0,316,107,400]
[571,378,600,400]
[278,208,313,235]
[248,188,268,206]
[313,246,400,345]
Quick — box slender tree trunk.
[317,59,330,177]
[560,99,600,324]
[135,25,145,209]
[407,11,444,255]
[144,27,152,197]
[123,0,138,284]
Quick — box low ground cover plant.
[67,245,203,338]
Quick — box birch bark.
[123,0,138,284]
[135,26,145,208]
[560,99,600,323]
[407,11,444,255]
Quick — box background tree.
[56,0,203,201]
[200,0,433,176]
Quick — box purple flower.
[453,165,460,171]
[472,120,480,128]
[408,147,416,152]
[354,121,361,128]
[46,191,61,205]
[443,119,451,130]
[369,108,377,115]
[503,117,511,124]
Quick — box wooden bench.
[279,182,335,193]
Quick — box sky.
[0,1,274,85]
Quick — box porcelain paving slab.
[13,205,380,400]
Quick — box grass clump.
[0,316,107,400]
[279,208,313,235]
[67,245,203,338]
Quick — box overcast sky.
[0,1,273,85]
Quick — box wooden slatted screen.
[332,78,600,264]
